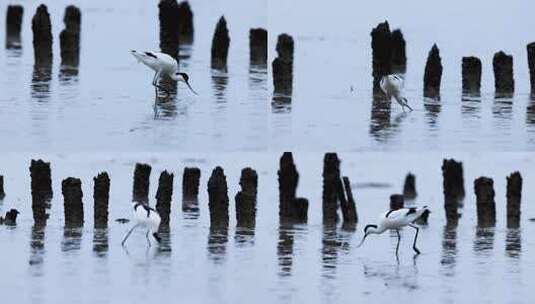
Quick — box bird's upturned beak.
[357,233,369,248]
[185,81,198,95]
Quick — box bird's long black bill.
[357,233,369,248]
[185,81,198,95]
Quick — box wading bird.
[358,206,429,255]
[380,74,412,112]
[121,202,162,247]
[131,50,198,96]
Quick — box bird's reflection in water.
[62,226,83,252]
[440,225,458,275]
[29,224,46,268]
[207,227,228,263]
[424,97,441,128]
[277,224,295,277]
[211,69,228,103]
[461,94,482,119]
[505,228,521,258]
[93,228,109,257]
[31,65,52,102]
[362,259,419,291]
[473,227,495,256]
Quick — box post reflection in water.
[92,228,109,257]
[461,94,482,119]
[62,226,83,252]
[31,65,52,102]
[369,93,392,141]
[473,227,495,256]
[424,99,441,128]
[156,231,172,255]
[505,228,521,258]
[440,225,458,274]
[526,96,535,125]
[492,96,513,120]
[277,225,295,277]
[29,224,46,267]
[211,69,228,103]
[235,226,255,247]
[207,227,228,263]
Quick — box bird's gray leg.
[409,224,421,255]
[121,224,140,247]
[152,71,161,96]
[395,229,401,256]
[146,229,151,247]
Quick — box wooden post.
[322,153,340,225]
[62,177,84,228]
[182,167,200,212]
[30,159,53,225]
[506,172,522,228]
[403,173,417,200]
[442,159,465,225]
[177,1,194,44]
[59,6,81,68]
[93,172,110,229]
[340,176,358,228]
[32,5,53,66]
[235,168,258,228]
[371,21,392,93]
[390,194,404,210]
[462,57,482,95]
[211,16,230,70]
[272,34,294,101]
[528,43,535,98]
[423,44,442,99]
[493,51,514,96]
[250,28,267,66]
[0,175,5,200]
[6,5,24,49]
[155,170,174,229]
[391,29,406,73]
[207,167,229,228]
[132,163,151,203]
[158,0,180,59]
[474,177,496,227]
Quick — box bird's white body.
[380,74,412,111]
[121,202,162,247]
[359,206,429,255]
[130,50,197,95]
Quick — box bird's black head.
[364,224,378,234]
[176,72,189,82]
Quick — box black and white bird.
[358,206,429,255]
[121,202,162,247]
[131,50,198,96]
[380,74,413,112]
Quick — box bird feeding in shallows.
[358,206,429,255]
[121,202,162,247]
[131,50,198,97]
[380,74,413,112]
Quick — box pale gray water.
[268,0,535,151]
[0,0,267,152]
[1,152,535,303]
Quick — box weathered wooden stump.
[423,44,442,99]
[211,16,230,70]
[30,159,53,225]
[59,6,81,69]
[371,21,392,93]
[132,163,151,203]
[506,172,522,228]
[493,51,514,96]
[235,167,258,228]
[208,167,229,228]
[93,172,110,229]
[177,1,194,44]
[62,177,84,228]
[272,34,294,99]
[182,167,200,213]
[390,194,404,210]
[159,0,180,59]
[278,152,298,221]
[6,5,24,49]
[156,170,174,229]
[323,153,340,225]
[474,177,496,227]
[442,159,465,225]
[462,57,482,95]
[292,198,309,223]
[340,176,358,229]
[0,175,5,200]
[391,29,406,73]
[32,5,53,66]
[528,43,535,98]
[403,173,417,200]
[250,28,267,66]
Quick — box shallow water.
[0,0,267,152]
[268,0,535,151]
[1,152,535,303]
